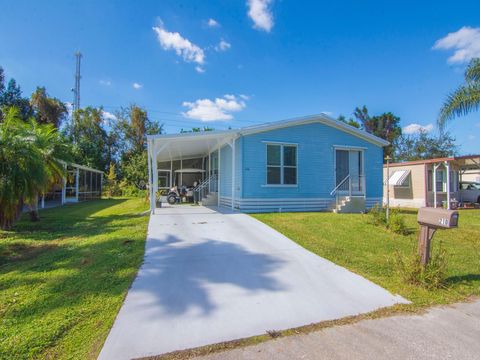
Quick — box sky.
[0,0,479,154]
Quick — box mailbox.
[417,207,459,229]
[416,207,459,266]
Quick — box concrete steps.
[200,192,218,206]
[332,196,366,213]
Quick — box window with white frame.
[266,143,297,185]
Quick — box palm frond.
[465,58,480,84]
[438,83,480,129]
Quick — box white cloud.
[239,94,250,100]
[433,26,480,64]
[182,94,248,121]
[195,66,205,73]
[247,0,274,32]
[152,23,205,65]
[207,18,220,27]
[99,80,111,86]
[215,39,231,52]
[403,123,434,134]
[102,110,117,123]
[132,82,142,90]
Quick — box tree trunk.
[0,198,23,231]
[28,194,40,222]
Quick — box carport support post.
[152,144,158,208]
[231,138,235,210]
[208,152,211,193]
[218,148,221,207]
[147,139,154,212]
[445,161,451,209]
[433,164,438,208]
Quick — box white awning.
[387,170,410,186]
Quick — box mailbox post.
[417,208,459,266]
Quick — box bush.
[118,180,146,198]
[388,209,409,235]
[395,241,448,289]
[368,205,408,235]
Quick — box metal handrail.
[330,175,350,196]
[330,174,366,210]
[193,174,217,202]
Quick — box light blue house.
[146,114,389,213]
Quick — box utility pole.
[72,52,82,111]
[385,155,391,222]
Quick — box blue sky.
[1,0,479,154]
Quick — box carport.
[146,130,238,212]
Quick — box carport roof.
[147,113,390,161]
[386,155,480,171]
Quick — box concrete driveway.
[99,206,407,360]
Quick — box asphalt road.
[194,300,480,360]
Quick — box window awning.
[387,170,410,186]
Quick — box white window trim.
[265,142,298,186]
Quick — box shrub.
[368,205,409,235]
[118,180,146,198]
[388,209,409,235]
[395,241,448,289]
[369,204,387,226]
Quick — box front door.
[335,149,364,195]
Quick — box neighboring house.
[146,114,389,213]
[39,162,103,209]
[383,155,480,209]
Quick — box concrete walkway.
[99,206,407,360]
[194,300,480,360]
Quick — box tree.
[115,104,163,157]
[337,115,360,128]
[0,67,32,121]
[180,126,215,133]
[105,162,120,197]
[0,107,69,229]
[438,58,480,129]
[65,107,110,171]
[121,152,148,190]
[352,106,402,159]
[30,87,68,128]
[115,105,163,189]
[394,131,457,162]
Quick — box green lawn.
[0,198,149,359]
[253,209,480,308]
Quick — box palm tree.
[25,118,71,221]
[0,107,69,229]
[438,58,480,129]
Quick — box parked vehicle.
[459,181,480,203]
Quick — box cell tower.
[72,52,82,111]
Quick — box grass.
[0,198,149,359]
[252,209,480,308]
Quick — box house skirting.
[219,196,382,213]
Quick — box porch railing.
[330,175,366,208]
[193,174,218,202]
